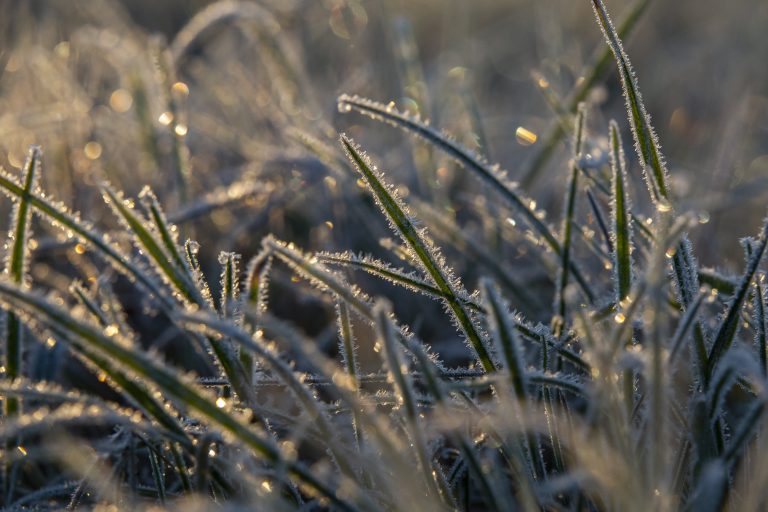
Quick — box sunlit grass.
[0,0,766,510]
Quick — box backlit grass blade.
[590,0,669,205]
[338,95,596,304]
[481,279,545,483]
[341,134,495,372]
[553,104,587,338]
[707,224,768,381]
[3,146,40,418]
[522,0,651,187]
[139,187,190,279]
[0,279,353,511]
[218,251,241,320]
[320,251,482,312]
[101,185,201,305]
[335,302,364,453]
[413,201,539,313]
[609,121,634,306]
[0,169,169,304]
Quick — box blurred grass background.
[0,0,766,362]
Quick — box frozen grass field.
[0,0,767,509]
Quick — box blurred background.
[0,0,767,367]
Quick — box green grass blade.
[139,187,191,279]
[0,279,353,510]
[553,104,587,337]
[218,251,241,320]
[0,169,169,304]
[3,146,40,418]
[320,251,482,312]
[590,0,669,205]
[609,120,634,305]
[340,134,495,372]
[706,222,768,381]
[101,185,201,305]
[522,0,652,187]
[338,95,596,304]
[481,280,527,398]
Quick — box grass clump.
[0,0,767,510]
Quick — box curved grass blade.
[341,134,495,372]
[320,251,482,312]
[0,279,353,511]
[338,96,596,304]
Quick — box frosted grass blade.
[0,279,353,511]
[609,121,634,305]
[3,146,40,419]
[553,104,587,337]
[338,95,596,304]
[341,134,495,371]
[320,251,482,312]
[707,223,768,381]
[590,0,669,205]
[522,0,651,187]
[373,301,444,501]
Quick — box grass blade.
[609,120,634,306]
[590,0,669,206]
[522,0,652,187]
[338,95,596,304]
[706,222,768,381]
[373,301,444,501]
[320,251,482,312]
[0,279,353,510]
[3,146,41,418]
[101,185,201,305]
[340,134,495,372]
[553,104,587,337]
